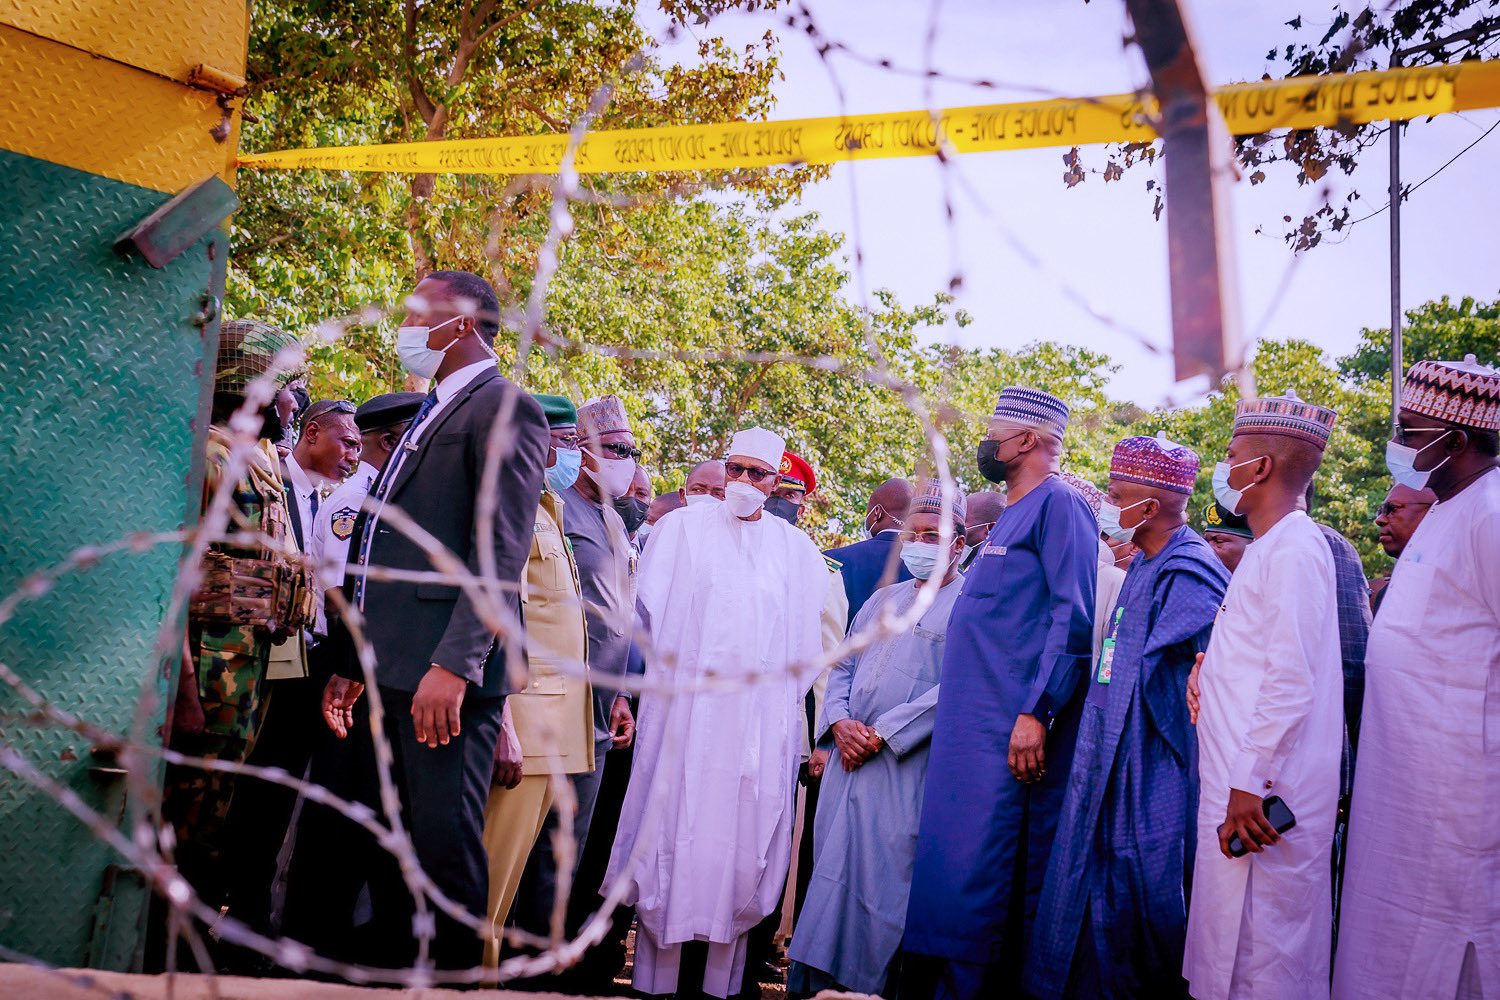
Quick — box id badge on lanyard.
[1097,606,1123,684]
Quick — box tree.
[230,0,815,361]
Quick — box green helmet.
[215,319,301,392]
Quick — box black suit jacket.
[345,367,548,697]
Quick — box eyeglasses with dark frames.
[1376,500,1433,518]
[724,460,776,484]
[591,441,642,461]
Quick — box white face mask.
[1211,456,1265,516]
[1385,431,1453,491]
[724,480,768,518]
[1098,497,1151,544]
[589,455,637,498]
[685,493,720,507]
[900,541,943,580]
[396,315,465,379]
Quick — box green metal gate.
[0,0,249,969]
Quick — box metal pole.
[1389,51,1403,434]
[1382,25,1500,431]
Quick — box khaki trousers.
[480,775,553,966]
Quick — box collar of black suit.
[380,365,500,500]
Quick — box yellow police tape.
[238,59,1500,176]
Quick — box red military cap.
[779,450,817,496]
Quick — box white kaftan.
[605,500,826,998]
[1333,466,1500,1000]
[1184,510,1342,1000]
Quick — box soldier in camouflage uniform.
[162,319,308,909]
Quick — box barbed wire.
[0,0,1447,993]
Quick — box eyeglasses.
[551,430,581,449]
[1393,425,1449,446]
[302,399,356,425]
[724,460,776,484]
[1376,500,1432,518]
[900,530,951,545]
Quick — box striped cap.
[1233,391,1337,450]
[910,479,968,529]
[993,386,1070,435]
[1401,355,1500,431]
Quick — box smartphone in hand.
[1228,795,1297,857]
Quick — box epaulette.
[823,554,843,573]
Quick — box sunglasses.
[593,441,642,461]
[724,460,776,484]
[302,399,356,424]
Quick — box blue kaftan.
[1024,525,1229,999]
[903,475,1098,993]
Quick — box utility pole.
[1123,0,1249,393]
[1386,23,1500,431]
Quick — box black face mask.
[977,438,1012,485]
[258,404,285,445]
[613,496,649,535]
[764,495,802,525]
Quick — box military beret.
[355,392,426,432]
[532,393,578,427]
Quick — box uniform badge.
[330,506,359,541]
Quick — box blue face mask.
[546,447,582,493]
[1211,456,1264,516]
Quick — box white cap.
[727,427,784,471]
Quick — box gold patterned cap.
[1401,355,1500,431]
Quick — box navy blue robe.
[904,475,1098,985]
[1024,524,1228,999]
[825,529,912,628]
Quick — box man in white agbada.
[1183,392,1344,1000]
[1333,356,1500,1000]
[606,427,829,999]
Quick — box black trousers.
[360,686,503,971]
[223,656,328,936]
[281,697,379,964]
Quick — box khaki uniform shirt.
[513,488,594,776]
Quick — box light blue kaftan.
[786,576,964,996]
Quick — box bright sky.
[643,0,1500,407]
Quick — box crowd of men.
[164,268,1499,1000]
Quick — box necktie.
[353,390,437,608]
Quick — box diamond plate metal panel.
[0,24,234,195]
[0,0,246,85]
[0,149,219,969]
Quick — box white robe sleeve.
[1227,534,1335,794]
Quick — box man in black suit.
[325,270,549,970]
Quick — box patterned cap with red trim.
[1401,354,1500,431]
